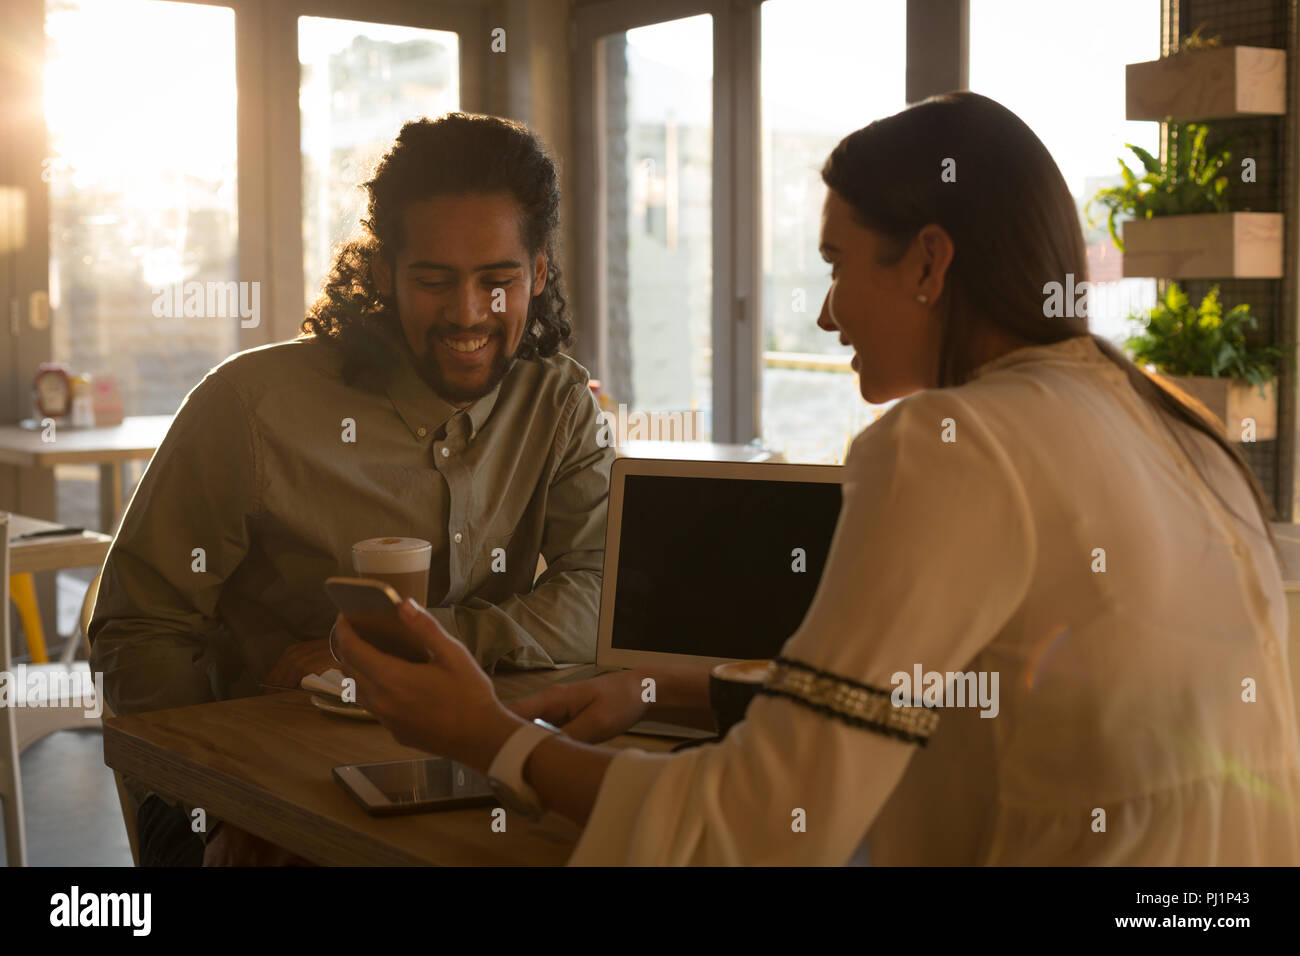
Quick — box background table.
[102,669,682,865]
[8,513,112,576]
[6,512,112,663]
[0,416,172,532]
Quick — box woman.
[337,91,1300,864]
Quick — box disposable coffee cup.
[708,660,774,738]
[351,537,432,605]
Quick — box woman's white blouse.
[567,335,1300,865]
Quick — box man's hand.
[263,638,336,690]
[507,670,649,743]
[201,823,314,866]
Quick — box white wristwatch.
[487,718,561,822]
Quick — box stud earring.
[916,293,929,304]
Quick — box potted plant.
[1126,26,1285,121]
[1126,282,1283,440]
[1088,123,1282,279]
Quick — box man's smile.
[444,335,490,353]
[431,330,499,370]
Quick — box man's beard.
[394,302,520,405]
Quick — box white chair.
[1,513,107,866]
[13,566,100,750]
[0,513,27,865]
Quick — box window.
[969,0,1162,345]
[759,0,906,463]
[299,17,460,316]
[45,0,238,417]
[577,0,908,460]
[597,14,714,440]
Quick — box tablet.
[334,757,494,815]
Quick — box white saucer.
[309,694,378,721]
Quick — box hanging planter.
[1089,123,1283,279]
[1127,283,1284,443]
[1120,211,1283,279]
[1156,374,1276,441]
[1127,45,1285,122]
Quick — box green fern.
[1087,124,1231,251]
[1125,283,1284,394]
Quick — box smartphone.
[324,576,425,661]
[333,757,495,815]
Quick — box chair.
[78,571,140,866]
[2,513,115,867]
[0,514,28,865]
[12,574,100,753]
[7,573,48,662]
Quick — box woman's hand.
[507,670,650,743]
[334,600,525,772]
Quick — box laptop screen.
[610,473,842,660]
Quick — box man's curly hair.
[300,113,572,382]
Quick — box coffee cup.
[351,537,432,604]
[708,660,774,738]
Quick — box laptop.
[558,456,843,738]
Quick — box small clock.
[34,363,72,418]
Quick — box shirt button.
[416,426,427,438]
[454,532,463,544]
[441,447,450,458]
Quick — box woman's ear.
[915,223,955,304]
[371,254,393,297]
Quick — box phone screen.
[334,758,494,815]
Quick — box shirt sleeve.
[429,382,615,671]
[88,371,263,717]
[567,389,1037,864]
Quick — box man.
[89,113,614,865]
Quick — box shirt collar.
[370,318,504,441]
[970,334,1103,380]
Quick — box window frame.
[572,0,963,447]
[572,0,760,444]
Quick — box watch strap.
[487,718,560,817]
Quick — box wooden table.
[0,416,172,531]
[102,669,679,865]
[7,512,112,576]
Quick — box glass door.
[758,0,906,463]
[595,13,715,441]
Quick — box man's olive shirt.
[89,323,614,720]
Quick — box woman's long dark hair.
[822,90,1278,554]
[301,113,571,381]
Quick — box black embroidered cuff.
[756,656,940,745]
